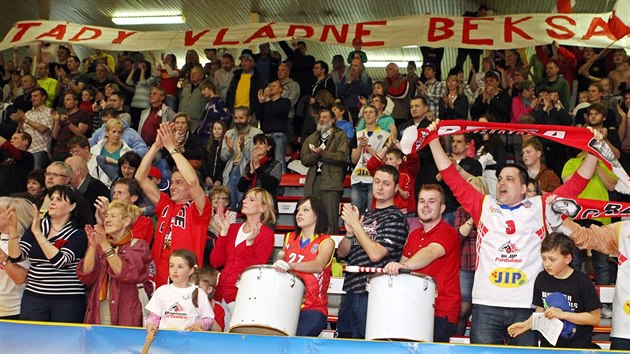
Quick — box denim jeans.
[32,151,49,170]
[442,211,456,227]
[611,337,630,350]
[269,132,286,173]
[459,269,475,302]
[571,248,612,285]
[296,310,327,337]
[470,304,536,346]
[351,183,372,215]
[434,315,457,342]
[164,95,177,110]
[337,292,369,339]
[228,165,242,211]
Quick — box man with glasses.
[39,161,73,215]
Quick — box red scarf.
[553,197,630,219]
[401,120,630,194]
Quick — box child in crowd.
[198,80,229,145]
[80,88,95,115]
[347,37,368,64]
[572,91,589,118]
[197,267,226,331]
[145,250,218,333]
[507,233,601,348]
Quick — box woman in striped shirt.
[8,185,90,323]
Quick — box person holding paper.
[507,233,601,348]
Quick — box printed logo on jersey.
[495,241,523,264]
[522,199,533,208]
[624,300,630,316]
[353,167,371,176]
[489,267,527,288]
[363,220,379,241]
[310,243,319,254]
[489,205,502,214]
[168,302,185,313]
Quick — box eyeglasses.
[211,197,229,201]
[45,172,69,178]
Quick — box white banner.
[0,13,628,52]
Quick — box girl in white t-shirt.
[145,249,216,333]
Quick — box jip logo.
[489,268,527,288]
[624,300,630,316]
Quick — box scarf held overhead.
[553,197,630,219]
[400,120,630,194]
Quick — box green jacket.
[301,127,349,192]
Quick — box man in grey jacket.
[221,106,262,210]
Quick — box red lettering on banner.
[213,28,239,46]
[184,30,209,46]
[68,27,102,42]
[545,16,576,39]
[504,16,533,42]
[354,21,386,46]
[243,24,277,44]
[581,17,617,40]
[320,24,349,43]
[427,17,454,42]
[10,22,42,42]
[287,25,315,39]
[463,18,493,45]
[36,24,67,41]
[111,31,137,44]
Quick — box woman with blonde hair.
[440,74,470,121]
[77,200,151,326]
[91,119,133,166]
[210,187,275,328]
[0,197,34,319]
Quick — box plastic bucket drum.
[229,265,305,336]
[365,273,436,341]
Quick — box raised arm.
[135,143,162,206]
[159,122,206,213]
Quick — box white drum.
[229,265,305,336]
[365,273,436,342]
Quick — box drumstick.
[345,265,411,274]
[141,330,156,354]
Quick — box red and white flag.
[608,0,630,40]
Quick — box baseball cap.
[148,167,162,180]
[422,62,437,71]
[239,49,254,61]
[545,292,577,339]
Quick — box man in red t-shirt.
[385,184,461,342]
[136,122,211,287]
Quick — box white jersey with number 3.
[473,195,546,308]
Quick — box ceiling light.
[112,15,185,25]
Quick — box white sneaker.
[601,304,612,319]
